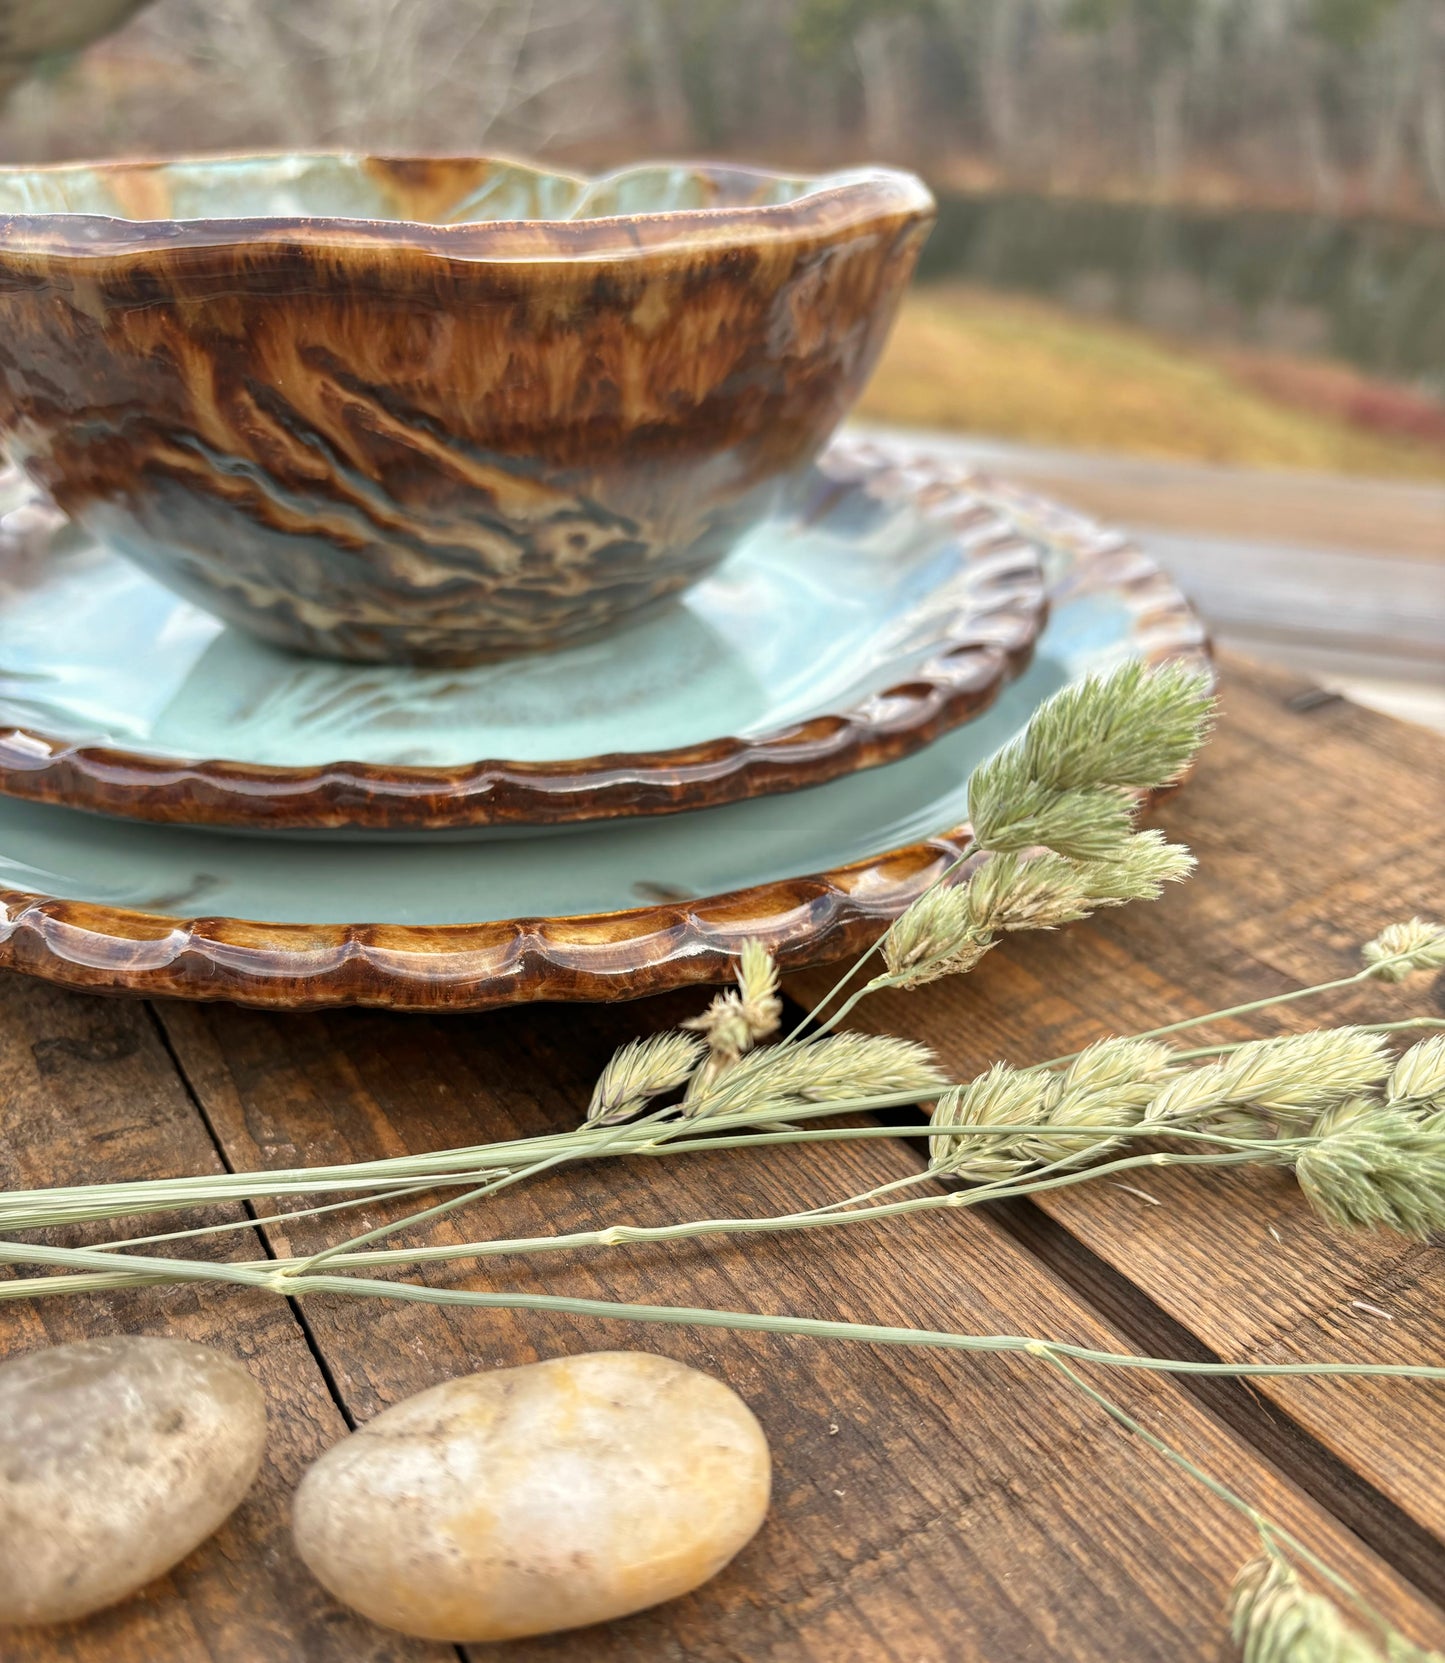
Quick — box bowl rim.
[0,151,936,262]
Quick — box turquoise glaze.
[0,480,1025,769]
[0,155,831,225]
[0,589,1128,925]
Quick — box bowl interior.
[0,154,834,227]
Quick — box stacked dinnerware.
[0,153,1205,1012]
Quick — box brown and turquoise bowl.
[0,154,934,664]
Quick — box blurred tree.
[1298,0,1416,208]
[1306,0,1401,51]
[630,0,693,148]
[1066,0,1208,182]
[39,0,622,156]
[793,0,932,154]
[792,0,909,57]
[932,0,1035,167]
[0,0,1440,213]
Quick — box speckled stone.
[292,1349,771,1641]
[0,1335,267,1625]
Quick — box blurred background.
[2,0,1442,722]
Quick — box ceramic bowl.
[0,153,934,664]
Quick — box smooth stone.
[292,1349,771,1641]
[0,1335,267,1625]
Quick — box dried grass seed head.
[682,939,784,1074]
[1005,1038,1180,1166]
[791,1034,947,1102]
[1075,830,1196,905]
[882,831,1194,994]
[1064,1037,1180,1092]
[966,850,1095,933]
[1147,1028,1395,1131]
[683,1032,947,1120]
[1020,660,1216,794]
[974,835,1194,929]
[1363,918,1445,984]
[1230,1553,1411,1663]
[736,938,783,1031]
[585,1031,706,1125]
[1387,1037,1445,1113]
[928,1064,1058,1178]
[1294,1102,1445,1240]
[967,661,1214,855]
[970,784,1137,861]
[881,879,997,985]
[886,661,1209,986]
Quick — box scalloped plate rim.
[0,479,1212,1011]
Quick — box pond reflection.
[922,193,1445,394]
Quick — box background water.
[922,193,1445,395]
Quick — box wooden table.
[863,426,1445,730]
[3,653,1443,1662]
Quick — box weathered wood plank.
[0,979,435,1663]
[861,428,1445,564]
[859,426,1445,723]
[153,982,1445,1661]
[789,654,1445,1551]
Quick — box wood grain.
[152,974,1444,1660]
[789,653,1445,1553]
[0,979,430,1663]
[2,651,1442,1659]
[877,429,1445,563]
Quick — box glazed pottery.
[0,444,1045,832]
[0,471,1209,1010]
[0,154,934,664]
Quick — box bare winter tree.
[0,0,623,159]
[0,0,1440,211]
[852,9,925,156]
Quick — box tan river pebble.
[292,1349,771,1641]
[0,1335,267,1625]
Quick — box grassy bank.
[859,286,1445,482]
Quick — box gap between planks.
[141,1000,468,1663]
[775,981,1445,1610]
[143,1001,363,1438]
[146,984,1430,1663]
[784,654,1445,1609]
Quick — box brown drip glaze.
[0,155,935,664]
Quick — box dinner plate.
[0,470,1207,1010]
[0,444,1044,832]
